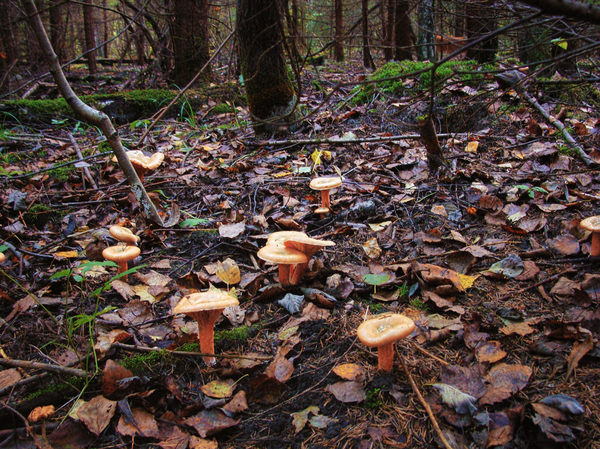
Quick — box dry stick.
[21,0,163,225]
[111,342,272,361]
[67,132,98,190]
[410,343,449,367]
[396,347,454,449]
[497,268,577,302]
[0,359,88,378]
[137,30,236,146]
[521,92,595,166]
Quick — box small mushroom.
[580,216,600,256]
[114,150,164,182]
[0,253,5,263]
[257,244,308,287]
[310,177,342,215]
[357,313,415,372]
[109,225,140,246]
[173,290,239,365]
[102,245,141,280]
[28,405,54,438]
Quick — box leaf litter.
[0,58,599,448]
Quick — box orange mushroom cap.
[357,313,415,372]
[580,216,600,256]
[258,245,308,287]
[102,245,140,263]
[309,177,342,191]
[109,225,140,245]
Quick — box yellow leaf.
[201,379,235,399]
[216,258,241,285]
[273,171,292,178]
[458,273,478,289]
[368,221,392,232]
[362,237,381,259]
[333,363,365,381]
[53,251,80,258]
[465,141,479,153]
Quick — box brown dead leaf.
[545,234,580,256]
[101,360,133,398]
[325,381,366,403]
[116,407,160,438]
[248,374,283,405]
[487,412,514,447]
[566,333,594,379]
[221,390,248,416]
[499,321,536,336]
[215,258,241,286]
[189,436,219,449]
[0,369,21,389]
[333,363,365,382]
[445,251,476,274]
[158,426,190,449]
[476,341,507,363]
[218,221,245,239]
[531,402,568,421]
[264,353,295,383]
[184,409,240,438]
[77,395,117,436]
[362,237,381,259]
[479,364,533,405]
[201,379,236,399]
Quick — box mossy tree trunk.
[82,0,98,74]
[0,3,17,93]
[171,0,212,86]
[237,0,297,135]
[383,0,394,60]
[334,0,344,62]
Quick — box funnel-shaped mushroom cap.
[102,245,140,263]
[283,234,335,258]
[257,245,308,265]
[123,150,164,170]
[580,216,600,232]
[0,253,5,263]
[267,231,308,246]
[357,313,415,348]
[109,225,140,245]
[173,290,239,315]
[310,177,342,191]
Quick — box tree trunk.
[466,0,497,63]
[393,0,412,61]
[0,2,17,92]
[82,0,98,74]
[384,0,394,60]
[49,0,66,63]
[171,0,212,86]
[21,0,164,225]
[334,0,344,62]
[237,0,297,135]
[362,0,374,69]
[102,0,109,57]
[416,0,435,61]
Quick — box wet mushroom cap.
[580,216,600,233]
[357,313,415,348]
[283,234,335,258]
[257,245,309,265]
[113,150,164,174]
[102,245,141,263]
[109,225,140,245]
[0,253,5,263]
[309,177,342,191]
[314,207,330,215]
[267,231,309,246]
[173,290,239,315]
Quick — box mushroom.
[257,244,308,287]
[173,289,239,365]
[102,245,141,280]
[580,216,600,256]
[28,405,54,438]
[357,313,415,372]
[310,177,342,215]
[113,150,164,182]
[109,225,140,246]
[0,253,5,263]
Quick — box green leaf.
[551,38,568,50]
[80,260,117,274]
[180,218,209,228]
[50,269,72,280]
[362,273,391,286]
[0,244,9,253]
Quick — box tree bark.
[171,0,212,86]
[21,0,164,225]
[237,0,297,135]
[466,0,497,64]
[82,0,98,74]
[394,0,412,61]
[0,2,17,92]
[362,0,374,69]
[416,0,435,61]
[49,0,66,63]
[384,0,394,60]
[334,0,344,62]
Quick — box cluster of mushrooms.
[102,225,140,281]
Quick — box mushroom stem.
[278,265,292,287]
[591,231,600,256]
[192,308,225,365]
[117,261,129,278]
[289,262,308,285]
[320,190,331,209]
[378,343,395,372]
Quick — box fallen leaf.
[0,369,21,389]
[333,363,365,382]
[479,364,532,405]
[566,333,594,379]
[476,341,507,363]
[325,381,366,403]
[362,237,381,259]
[486,254,524,279]
[77,395,117,436]
[215,258,241,285]
[291,405,319,433]
[202,379,236,399]
[432,383,478,414]
[264,353,295,383]
[101,360,133,398]
[540,394,585,415]
[221,390,248,416]
[218,222,245,239]
[184,409,240,438]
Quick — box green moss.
[215,326,251,343]
[352,60,496,105]
[177,342,200,352]
[210,103,236,115]
[121,350,170,374]
[409,297,430,311]
[48,164,76,182]
[24,376,85,401]
[364,388,383,409]
[25,203,57,229]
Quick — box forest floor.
[0,57,599,449]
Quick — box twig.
[0,151,112,180]
[67,132,98,189]
[0,359,88,378]
[396,347,454,449]
[111,342,272,361]
[497,268,577,301]
[410,343,449,367]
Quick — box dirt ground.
[0,59,599,448]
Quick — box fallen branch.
[497,268,577,301]
[397,347,454,449]
[0,358,88,378]
[521,91,596,166]
[111,342,272,360]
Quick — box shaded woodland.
[0,0,600,448]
